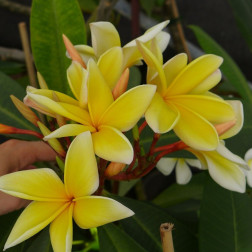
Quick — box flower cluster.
[0,20,250,251]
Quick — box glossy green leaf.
[190,25,252,104]
[31,0,86,94]
[115,196,198,252]
[0,71,36,130]
[199,175,252,252]
[153,172,206,208]
[98,223,146,252]
[227,0,252,51]
[26,228,53,252]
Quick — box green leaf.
[115,196,198,252]
[227,0,252,51]
[153,172,206,208]
[98,223,146,252]
[30,0,86,94]
[0,61,25,75]
[0,71,36,130]
[26,228,53,252]
[190,25,252,104]
[199,175,252,252]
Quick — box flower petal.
[216,143,248,168]
[72,44,96,63]
[0,168,67,201]
[136,41,167,93]
[170,95,235,124]
[145,92,179,133]
[73,196,134,229]
[50,204,73,252]
[67,61,88,108]
[27,92,90,125]
[100,85,156,132]
[87,59,114,125]
[98,47,123,90]
[92,125,133,164]
[173,104,219,151]
[220,100,244,139]
[90,22,121,57]
[4,201,69,250]
[156,157,177,175]
[64,132,99,198]
[44,124,95,140]
[175,159,192,184]
[27,86,79,106]
[185,159,202,169]
[156,31,170,53]
[166,54,223,96]
[245,148,252,162]
[203,151,246,193]
[189,69,222,94]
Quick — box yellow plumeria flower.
[187,101,247,192]
[25,60,156,164]
[0,132,134,252]
[157,157,201,184]
[67,21,170,90]
[137,40,236,151]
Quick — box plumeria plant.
[1,0,252,251]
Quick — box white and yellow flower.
[25,60,156,164]
[137,40,236,151]
[156,157,201,184]
[0,132,134,252]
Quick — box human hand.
[0,139,57,215]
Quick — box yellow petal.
[145,93,179,133]
[155,31,170,53]
[112,68,130,99]
[10,95,39,126]
[27,86,79,106]
[122,46,143,69]
[98,47,123,90]
[4,201,69,250]
[92,125,133,164]
[73,196,134,229]
[44,124,95,140]
[166,54,223,96]
[87,59,114,125]
[170,95,235,124]
[220,100,244,139]
[50,203,73,252]
[136,41,167,93]
[99,85,156,132]
[67,61,88,107]
[173,104,219,151]
[0,168,67,201]
[189,69,222,94]
[73,45,96,63]
[37,72,48,89]
[203,151,245,193]
[64,132,99,198]
[90,22,121,58]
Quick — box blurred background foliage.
[0,0,252,251]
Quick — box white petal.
[175,159,192,184]
[156,158,177,176]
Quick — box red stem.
[148,133,160,156]
[139,121,147,135]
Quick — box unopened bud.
[37,72,48,89]
[215,119,237,136]
[10,95,39,126]
[105,162,126,177]
[37,121,66,157]
[112,68,129,99]
[62,34,86,68]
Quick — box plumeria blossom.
[156,157,201,184]
[137,40,236,151]
[0,132,134,252]
[244,149,252,187]
[66,21,170,90]
[25,59,156,164]
[187,101,248,193]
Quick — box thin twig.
[0,0,31,15]
[0,46,25,62]
[160,223,174,252]
[18,22,37,87]
[165,0,191,61]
